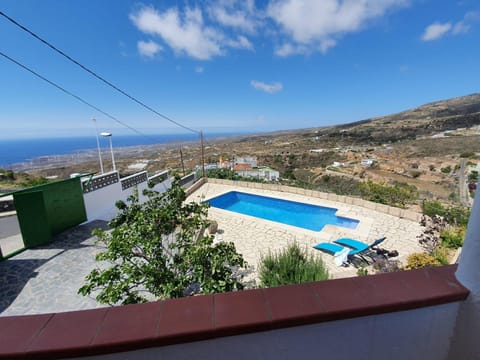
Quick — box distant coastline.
[0,132,252,169]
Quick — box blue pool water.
[207,191,359,232]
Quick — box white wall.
[83,177,123,222]
[78,302,460,360]
[236,169,279,181]
[83,172,174,222]
[151,177,173,196]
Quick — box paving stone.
[0,220,109,316]
[192,183,424,283]
[0,184,425,316]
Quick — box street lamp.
[92,119,104,174]
[101,132,116,172]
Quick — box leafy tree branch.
[79,178,246,305]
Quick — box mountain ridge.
[316,93,480,144]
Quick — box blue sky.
[0,0,479,139]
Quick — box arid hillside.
[4,93,480,207]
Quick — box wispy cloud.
[453,11,480,34]
[227,35,254,50]
[421,22,452,41]
[195,66,204,73]
[268,0,408,56]
[251,80,283,94]
[421,12,480,41]
[137,40,162,58]
[208,0,258,33]
[275,43,307,57]
[257,115,266,124]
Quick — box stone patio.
[0,221,109,316]
[0,182,425,316]
[188,182,425,281]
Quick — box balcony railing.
[0,266,469,359]
[82,172,119,194]
[120,171,148,191]
[148,170,169,186]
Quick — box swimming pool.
[206,191,359,232]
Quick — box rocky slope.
[318,93,480,144]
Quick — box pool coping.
[203,178,423,223]
[202,188,373,242]
[206,189,366,233]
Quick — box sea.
[0,132,246,168]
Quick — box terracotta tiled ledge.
[0,265,469,359]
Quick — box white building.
[235,166,280,181]
[361,158,376,166]
[235,156,257,168]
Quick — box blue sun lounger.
[312,242,358,266]
[334,237,386,251]
[333,237,387,263]
[313,237,387,265]
[312,242,346,255]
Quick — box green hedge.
[258,243,329,287]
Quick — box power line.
[0,50,157,141]
[0,10,200,135]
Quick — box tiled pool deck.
[188,183,425,280]
[0,182,424,316]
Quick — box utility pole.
[200,130,206,178]
[179,146,186,176]
[92,118,104,174]
[101,132,116,172]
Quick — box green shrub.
[448,192,459,202]
[440,166,451,174]
[406,253,441,270]
[372,258,403,273]
[460,151,476,158]
[440,227,465,249]
[79,179,247,304]
[4,170,15,181]
[21,177,50,187]
[206,168,238,180]
[258,243,329,287]
[314,175,362,196]
[432,246,450,265]
[422,200,445,217]
[449,207,470,227]
[469,170,478,183]
[359,180,417,208]
[357,266,368,276]
[422,200,471,227]
[409,170,422,178]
